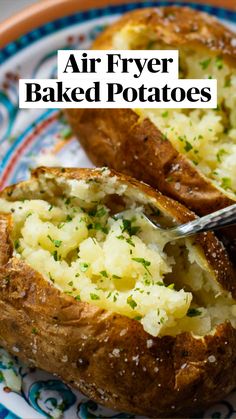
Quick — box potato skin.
[66,108,235,216]
[65,6,236,215]
[92,6,236,64]
[64,6,236,261]
[0,167,236,417]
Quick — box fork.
[114,203,236,241]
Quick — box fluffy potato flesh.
[1,170,236,338]
[113,28,236,197]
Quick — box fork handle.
[176,203,236,237]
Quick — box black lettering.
[42,86,55,102]
[26,83,41,102]
[162,58,173,73]
[123,87,137,102]
[187,87,200,102]
[171,87,185,102]
[107,83,123,101]
[201,87,211,102]
[147,58,161,74]
[63,54,80,73]
[107,54,121,73]
[71,87,84,102]
[85,82,100,102]
[162,84,171,102]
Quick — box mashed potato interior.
[113,27,236,197]
[1,173,236,337]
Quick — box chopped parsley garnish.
[144,277,152,286]
[121,219,141,236]
[116,234,125,240]
[215,56,223,70]
[54,240,62,248]
[161,111,169,118]
[94,223,108,233]
[88,222,108,234]
[65,197,71,205]
[48,204,53,211]
[167,283,175,289]
[14,240,20,250]
[132,257,151,275]
[184,140,193,152]
[187,308,202,317]
[60,127,72,139]
[127,296,137,309]
[75,295,81,301]
[112,274,121,279]
[221,177,231,190]
[48,272,55,283]
[126,237,135,247]
[32,327,38,334]
[79,262,90,272]
[88,207,97,217]
[216,149,227,163]
[96,207,107,218]
[52,250,59,261]
[134,315,142,321]
[90,293,100,300]
[224,77,232,88]
[100,270,108,278]
[47,235,62,248]
[199,58,211,70]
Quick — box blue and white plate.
[0,2,236,418]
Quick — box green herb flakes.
[187,308,202,317]
[90,293,100,300]
[80,262,90,272]
[100,270,108,278]
[127,296,137,309]
[199,58,211,70]
[132,257,151,274]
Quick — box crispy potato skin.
[66,108,235,216]
[65,6,236,215]
[0,167,236,417]
[92,6,236,64]
[64,6,236,260]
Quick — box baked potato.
[0,166,236,417]
[65,6,236,257]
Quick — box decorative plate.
[0,2,236,418]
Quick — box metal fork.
[114,203,236,241]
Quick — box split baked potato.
[0,167,236,417]
[65,6,236,256]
